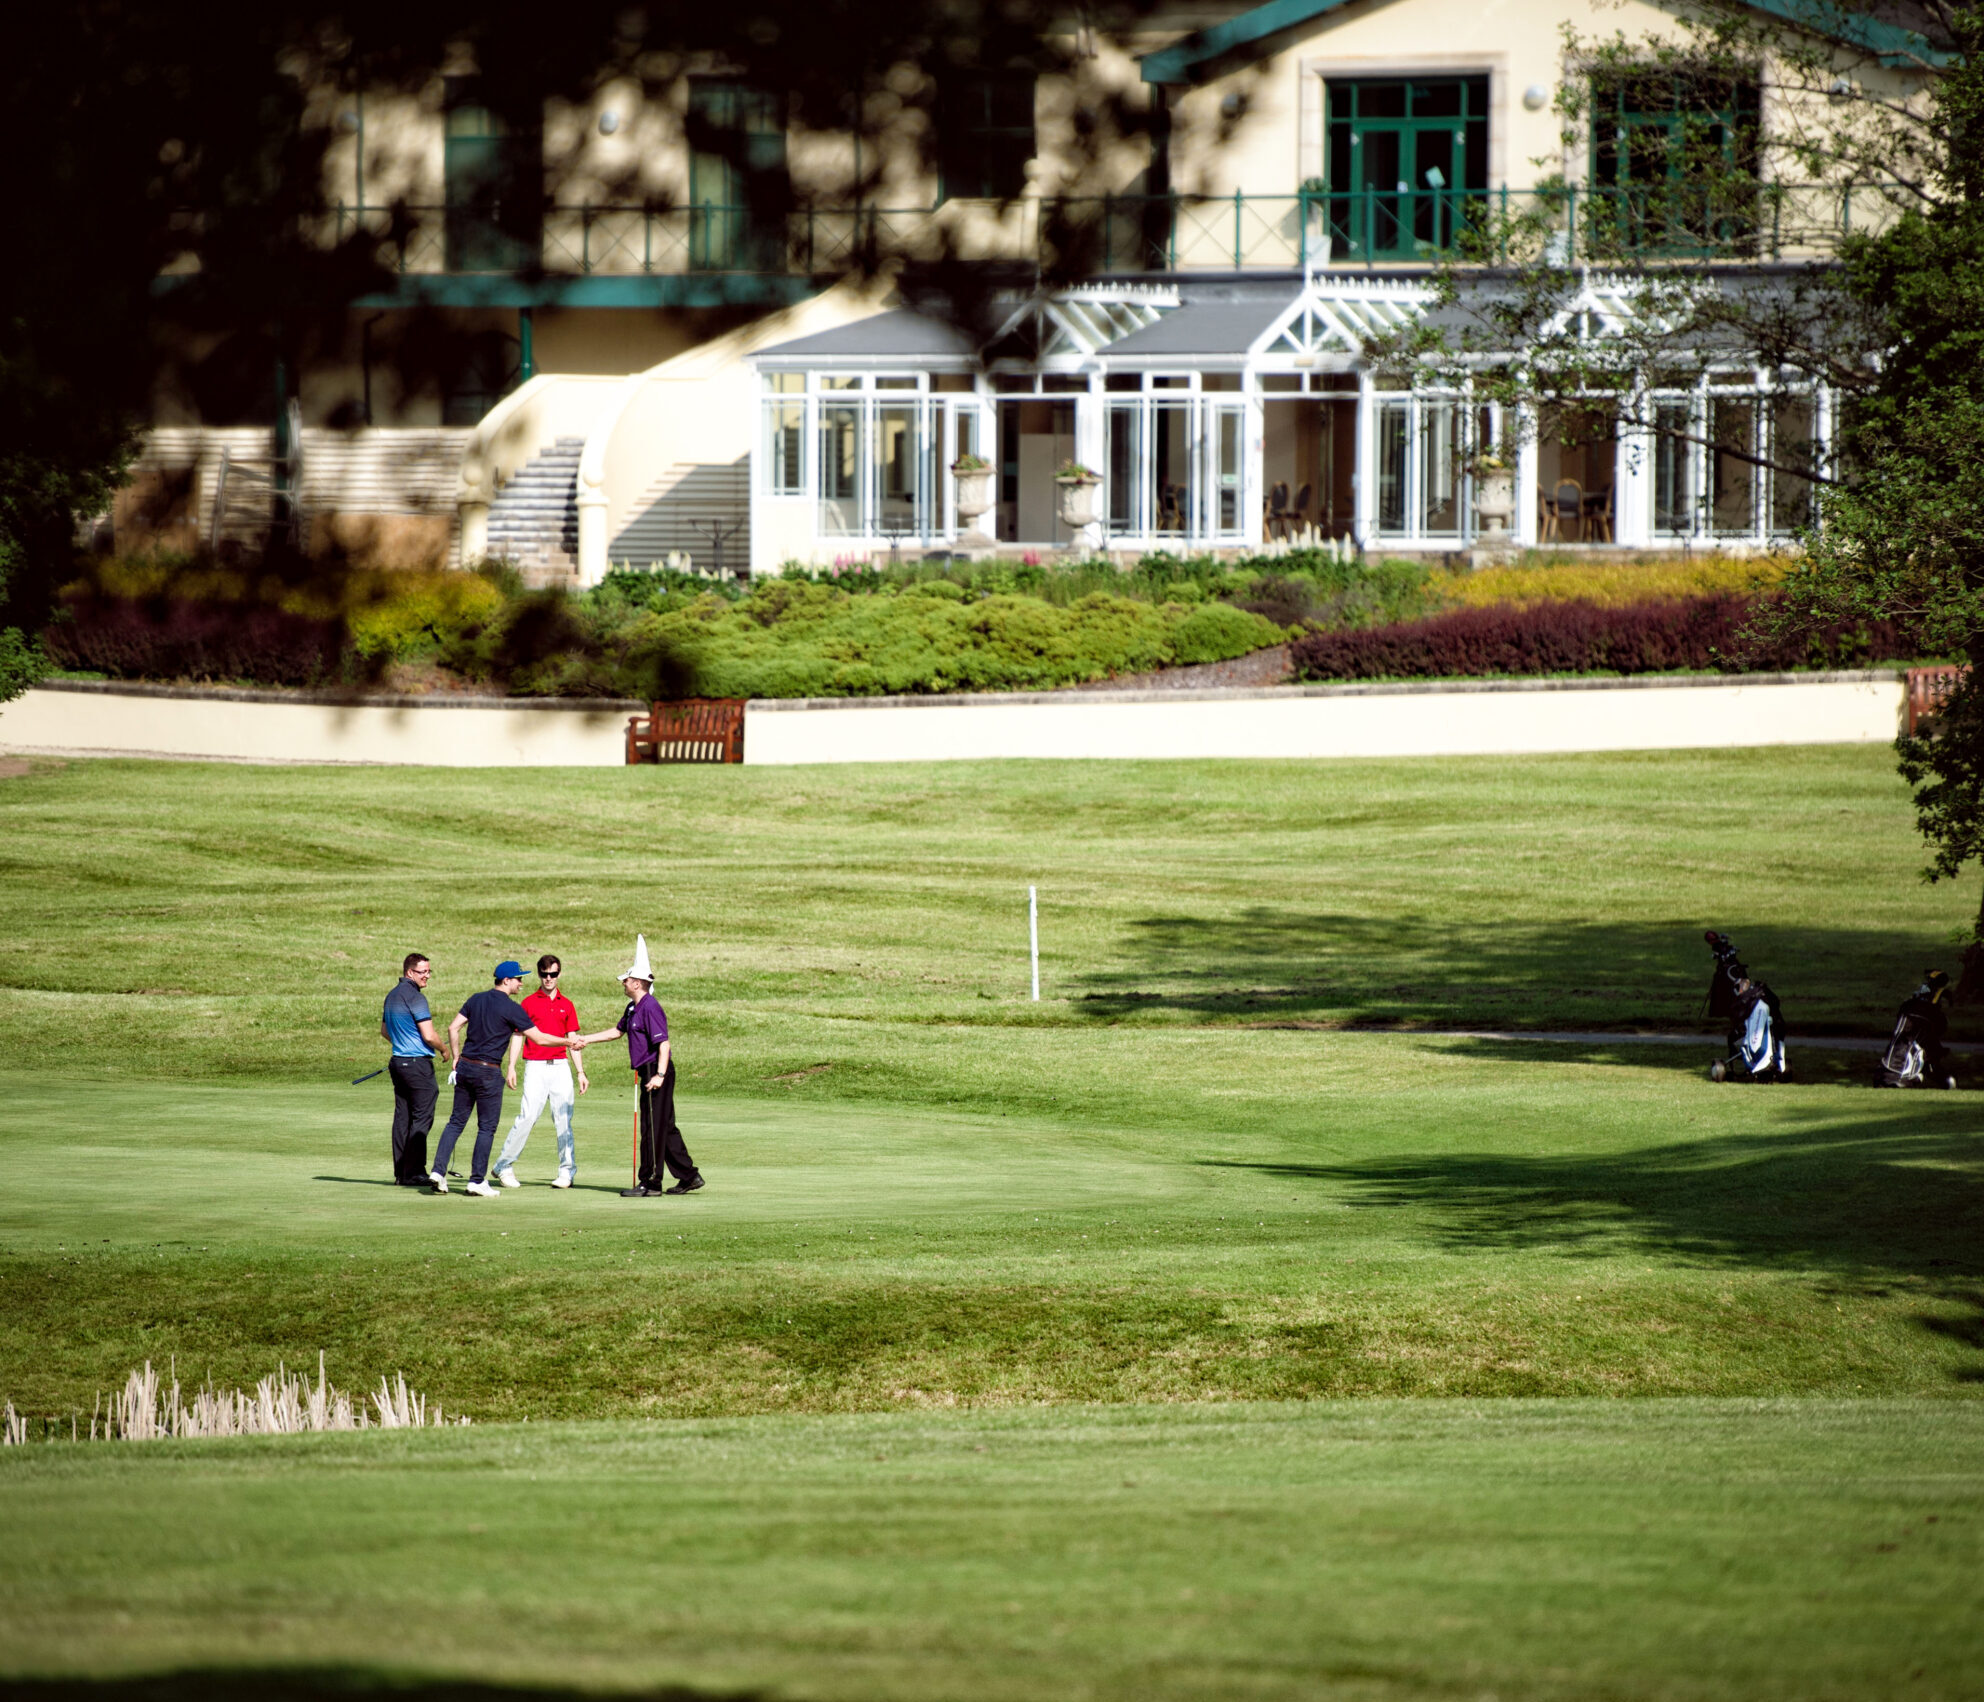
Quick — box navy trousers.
[388,1055,437,1183]
[431,1059,505,1183]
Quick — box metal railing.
[324,183,1888,278]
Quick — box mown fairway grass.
[2,746,1982,1698]
[3,1402,1981,1702]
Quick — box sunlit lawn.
[1,746,1980,1698]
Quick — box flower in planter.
[1054,460,1102,483]
[951,452,993,473]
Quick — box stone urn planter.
[1055,465,1103,532]
[1474,467,1515,537]
[952,457,995,549]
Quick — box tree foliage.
[1370,0,1984,933]
[0,0,1159,643]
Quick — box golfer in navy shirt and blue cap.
[429,961,580,1197]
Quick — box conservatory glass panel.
[1420,401,1463,534]
[876,404,924,537]
[1653,400,1694,535]
[1769,396,1816,534]
[1212,405,1244,534]
[1710,398,1757,534]
[818,402,863,535]
[1152,400,1194,535]
[1107,403,1144,533]
[763,400,805,496]
[1378,401,1409,533]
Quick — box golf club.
[351,1068,384,1085]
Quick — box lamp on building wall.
[1522,85,1549,110]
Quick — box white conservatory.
[744,276,1830,572]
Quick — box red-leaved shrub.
[45,596,345,687]
[1289,594,1919,682]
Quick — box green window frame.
[442,86,543,272]
[1589,70,1761,255]
[1323,77,1489,261]
[938,72,1036,202]
[687,79,788,271]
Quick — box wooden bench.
[1905,666,1965,736]
[625,698,745,764]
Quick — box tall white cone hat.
[620,933,653,983]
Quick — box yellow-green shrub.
[343,571,507,659]
[1440,555,1789,611]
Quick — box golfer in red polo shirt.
[494,954,588,1189]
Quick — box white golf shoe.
[496,1168,521,1189]
[464,1179,500,1198]
[552,1169,575,1190]
[427,1171,448,1194]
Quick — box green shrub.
[344,571,507,660]
[611,582,1288,699]
[0,627,48,704]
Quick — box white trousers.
[496,1059,576,1176]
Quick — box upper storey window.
[939,72,1037,201]
[1589,70,1760,254]
[688,79,789,271]
[1323,77,1489,261]
[444,82,542,272]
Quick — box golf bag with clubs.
[1879,971,1956,1089]
[1704,931,1788,1082]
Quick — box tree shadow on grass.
[0,1672,763,1701]
[1209,1103,1984,1372]
[1074,911,1965,1035]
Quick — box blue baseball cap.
[493,960,525,982]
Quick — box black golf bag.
[1880,977,1955,1089]
[1703,931,1747,1025]
[1703,932,1787,1081]
[1711,980,1787,1082]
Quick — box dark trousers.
[388,1056,438,1183]
[432,1059,505,1183]
[635,1061,698,1189]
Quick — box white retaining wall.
[0,684,636,767]
[0,672,1905,768]
[744,673,1905,764]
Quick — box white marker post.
[1029,885,1040,1002]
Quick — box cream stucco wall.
[306,5,1931,263]
[1,675,1905,768]
[746,674,1906,765]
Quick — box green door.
[688,81,787,270]
[1325,78,1487,260]
[444,104,539,271]
[1590,73,1759,254]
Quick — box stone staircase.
[485,437,582,584]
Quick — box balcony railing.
[325,183,1884,279]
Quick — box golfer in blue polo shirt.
[429,961,579,1198]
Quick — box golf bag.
[1702,931,1747,1025]
[1709,977,1788,1083]
[1880,976,1955,1089]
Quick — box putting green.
[0,1073,1185,1249]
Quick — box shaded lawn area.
[1,1401,1980,1702]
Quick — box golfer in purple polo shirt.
[571,934,704,1198]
